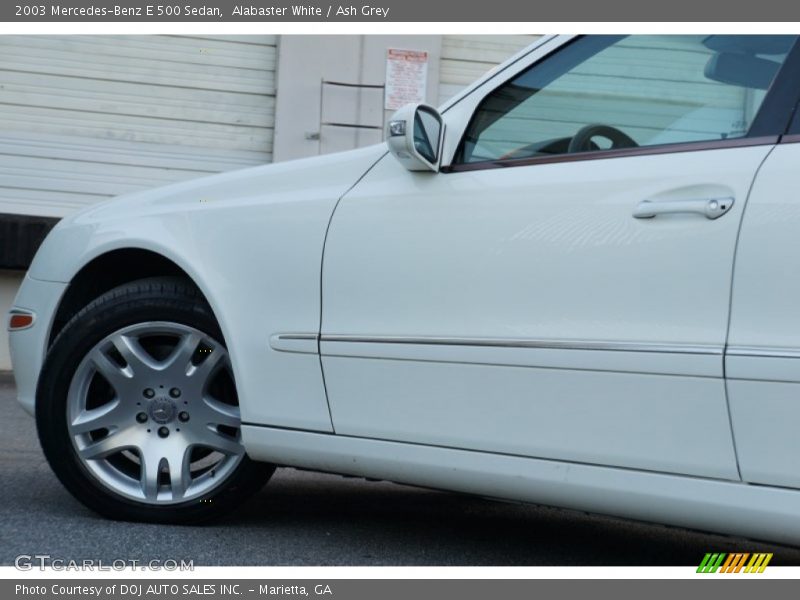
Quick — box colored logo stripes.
[697,553,773,573]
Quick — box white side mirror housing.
[386,103,445,172]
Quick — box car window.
[456,35,797,164]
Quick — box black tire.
[36,276,275,524]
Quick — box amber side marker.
[8,312,34,330]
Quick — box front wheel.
[37,277,274,523]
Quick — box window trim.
[446,35,800,174]
[443,136,779,173]
[766,41,800,143]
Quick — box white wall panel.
[439,35,540,104]
[0,35,277,218]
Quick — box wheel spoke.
[89,348,134,393]
[186,345,226,386]
[194,427,244,456]
[197,396,241,428]
[164,332,203,379]
[79,427,140,460]
[167,446,192,501]
[70,399,125,435]
[140,450,163,501]
[111,334,159,376]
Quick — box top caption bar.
[4,0,800,21]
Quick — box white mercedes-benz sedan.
[8,34,800,543]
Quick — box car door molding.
[269,333,319,354]
[726,346,800,383]
[319,335,723,378]
[727,346,800,359]
[320,334,722,355]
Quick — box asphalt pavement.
[2,372,799,566]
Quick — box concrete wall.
[273,35,442,162]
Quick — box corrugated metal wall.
[0,35,277,218]
[438,35,540,104]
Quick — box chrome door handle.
[633,197,734,220]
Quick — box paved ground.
[2,373,799,567]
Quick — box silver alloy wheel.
[66,321,245,505]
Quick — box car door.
[320,35,799,479]
[725,119,800,489]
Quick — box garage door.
[0,35,277,218]
[439,35,540,105]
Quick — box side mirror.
[705,52,779,91]
[386,103,445,172]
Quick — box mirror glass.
[413,107,441,163]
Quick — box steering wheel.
[567,124,638,154]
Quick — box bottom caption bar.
[5,580,799,600]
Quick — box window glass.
[457,35,796,164]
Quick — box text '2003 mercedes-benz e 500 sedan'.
[9,34,800,543]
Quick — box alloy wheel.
[66,322,244,504]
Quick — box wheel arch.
[48,248,212,348]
